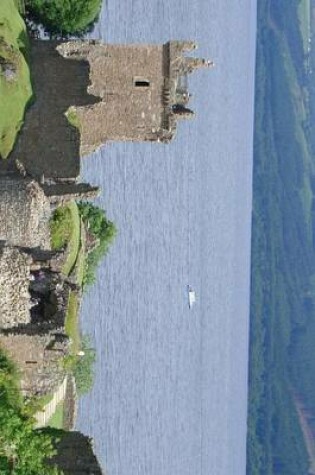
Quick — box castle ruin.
[0,173,99,397]
[58,40,213,155]
[0,240,71,397]
[0,37,211,471]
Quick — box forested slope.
[247,0,315,473]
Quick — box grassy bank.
[50,201,81,276]
[0,0,32,158]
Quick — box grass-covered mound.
[26,0,102,35]
[0,0,32,158]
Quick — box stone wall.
[0,176,51,249]
[0,244,32,329]
[57,40,211,154]
[6,39,211,165]
[58,42,165,154]
[0,331,69,397]
[42,183,100,204]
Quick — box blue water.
[77,1,257,474]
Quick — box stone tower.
[58,40,213,155]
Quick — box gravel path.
[34,376,68,428]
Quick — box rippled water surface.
[77,1,257,474]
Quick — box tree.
[0,350,61,474]
[26,0,102,35]
[78,202,117,286]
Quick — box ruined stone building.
[0,174,99,397]
[58,40,213,155]
[8,39,212,179]
[0,244,32,329]
[0,37,211,403]
[0,330,69,397]
[0,240,70,396]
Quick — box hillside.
[247,0,315,473]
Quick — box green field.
[0,0,32,158]
[65,290,80,355]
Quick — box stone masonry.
[0,174,100,249]
[0,175,51,249]
[0,243,32,329]
[58,40,213,155]
[0,331,69,397]
[0,173,101,398]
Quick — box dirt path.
[34,376,68,428]
[293,395,315,475]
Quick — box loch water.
[77,1,257,474]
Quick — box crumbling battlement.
[57,40,213,155]
[0,171,100,398]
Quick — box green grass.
[36,392,54,409]
[65,291,80,355]
[47,401,64,429]
[50,201,81,276]
[62,202,81,275]
[65,107,81,130]
[74,221,86,286]
[50,201,82,357]
[0,0,32,158]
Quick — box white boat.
[188,287,196,308]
